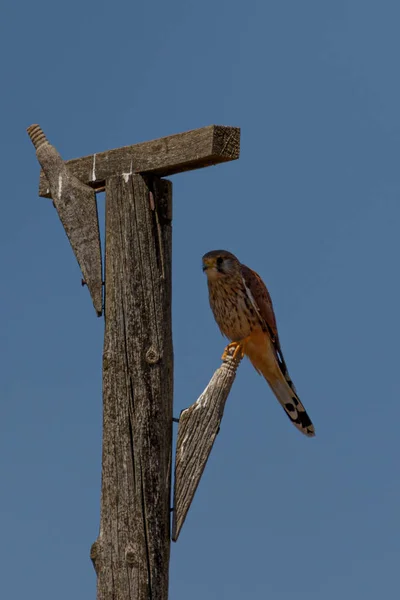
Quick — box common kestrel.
[202,250,315,437]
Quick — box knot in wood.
[146,346,160,364]
[125,547,137,566]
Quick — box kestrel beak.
[202,257,214,272]
[202,257,222,281]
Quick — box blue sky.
[1,0,400,598]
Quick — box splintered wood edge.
[172,349,242,542]
[38,125,240,198]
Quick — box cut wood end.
[212,125,241,160]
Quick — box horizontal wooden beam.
[39,125,240,198]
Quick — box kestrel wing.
[241,264,315,437]
[240,264,278,341]
[241,264,289,368]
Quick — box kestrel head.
[202,249,241,281]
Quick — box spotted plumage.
[202,249,315,437]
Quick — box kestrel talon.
[202,249,315,437]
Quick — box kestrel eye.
[216,257,223,266]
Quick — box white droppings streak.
[122,160,133,183]
[92,154,96,181]
[58,174,63,199]
[194,388,210,410]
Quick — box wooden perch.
[38,125,240,197]
[172,347,243,542]
[29,122,240,599]
[27,124,103,316]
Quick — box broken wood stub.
[27,124,103,315]
[38,125,241,197]
[172,348,242,542]
[92,174,173,600]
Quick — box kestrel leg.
[221,336,252,362]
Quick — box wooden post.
[29,124,240,600]
[91,175,173,599]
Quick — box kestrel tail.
[202,249,315,437]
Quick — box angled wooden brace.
[172,346,243,542]
[27,125,103,316]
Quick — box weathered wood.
[172,347,242,542]
[27,124,103,316]
[91,174,173,600]
[29,122,242,599]
[38,125,240,197]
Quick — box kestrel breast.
[208,278,261,341]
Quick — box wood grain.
[28,125,103,315]
[39,125,240,197]
[91,174,173,600]
[172,348,242,542]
